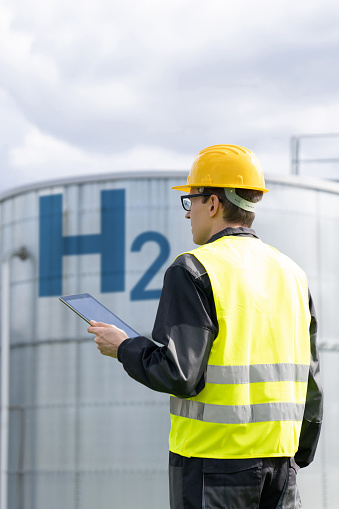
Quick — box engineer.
[88,145,323,509]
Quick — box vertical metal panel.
[255,180,339,509]
[0,173,338,509]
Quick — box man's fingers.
[88,321,119,335]
[88,324,106,334]
[87,322,124,359]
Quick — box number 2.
[130,231,170,301]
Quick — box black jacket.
[118,227,323,468]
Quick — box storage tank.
[0,171,338,509]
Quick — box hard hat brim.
[171,185,191,192]
[172,184,269,193]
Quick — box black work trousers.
[169,452,301,509]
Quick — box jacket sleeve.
[117,254,217,398]
[295,291,323,468]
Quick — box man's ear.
[209,195,220,217]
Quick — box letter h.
[39,189,125,297]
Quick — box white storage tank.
[0,171,338,509]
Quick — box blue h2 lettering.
[39,189,170,299]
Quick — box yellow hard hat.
[172,144,268,193]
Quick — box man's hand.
[87,321,128,358]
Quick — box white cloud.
[0,6,58,83]
[9,126,193,181]
[76,81,139,113]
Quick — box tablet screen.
[59,293,139,338]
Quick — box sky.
[1,0,339,195]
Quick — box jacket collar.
[207,226,259,244]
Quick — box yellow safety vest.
[169,236,311,459]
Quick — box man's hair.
[200,187,263,227]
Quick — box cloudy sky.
[1,0,339,195]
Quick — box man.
[88,145,323,509]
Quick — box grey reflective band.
[206,363,309,385]
[224,187,257,212]
[170,397,305,424]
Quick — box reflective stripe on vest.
[169,236,311,459]
[170,397,306,424]
[206,363,309,385]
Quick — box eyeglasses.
[180,193,222,211]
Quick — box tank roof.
[1,169,339,202]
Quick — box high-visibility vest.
[169,236,311,459]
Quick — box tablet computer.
[59,293,139,338]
